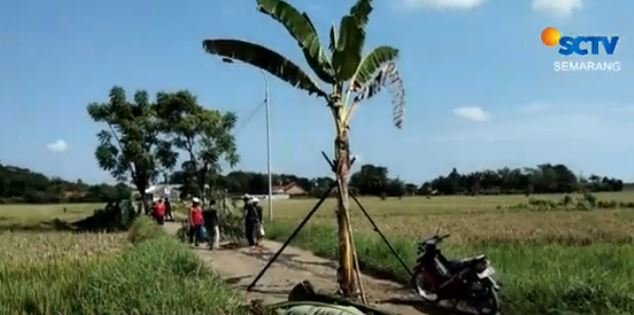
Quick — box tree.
[202,0,405,295]
[310,177,336,197]
[350,164,389,195]
[405,183,418,196]
[420,163,610,195]
[87,87,177,212]
[154,91,239,202]
[0,162,131,203]
[387,177,406,198]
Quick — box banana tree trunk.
[334,130,356,297]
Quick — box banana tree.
[202,0,405,297]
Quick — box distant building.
[145,184,182,201]
[272,182,307,197]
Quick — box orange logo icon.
[541,27,562,47]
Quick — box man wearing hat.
[188,197,205,246]
[243,196,264,247]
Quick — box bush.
[509,194,631,213]
[618,202,634,208]
[562,194,573,205]
[127,216,164,243]
[527,198,558,211]
[583,192,597,207]
[575,200,593,211]
[597,200,618,209]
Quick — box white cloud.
[453,106,491,122]
[47,139,69,153]
[402,0,487,10]
[532,0,583,16]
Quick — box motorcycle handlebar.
[420,233,451,244]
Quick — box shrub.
[583,192,597,207]
[562,194,573,205]
[127,216,163,244]
[619,202,634,208]
[597,200,618,209]
[575,200,593,211]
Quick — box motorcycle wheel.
[413,271,439,303]
[472,284,499,315]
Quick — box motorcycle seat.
[446,254,486,271]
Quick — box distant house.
[145,184,182,201]
[272,182,307,197]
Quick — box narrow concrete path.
[162,221,438,315]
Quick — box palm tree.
[202,0,405,297]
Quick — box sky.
[1,0,633,184]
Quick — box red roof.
[272,182,306,194]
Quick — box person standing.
[153,198,165,225]
[164,198,173,221]
[203,199,220,250]
[243,195,257,247]
[243,196,263,248]
[251,197,265,247]
[188,197,204,246]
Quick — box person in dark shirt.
[251,198,264,247]
[203,199,220,249]
[243,195,258,247]
[164,198,173,221]
[243,196,264,248]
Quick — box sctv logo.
[541,27,619,56]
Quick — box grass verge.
[0,217,247,314]
[265,221,634,315]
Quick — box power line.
[235,100,265,136]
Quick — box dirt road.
[162,221,441,315]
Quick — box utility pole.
[221,58,273,221]
[262,70,273,222]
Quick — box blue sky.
[1,0,633,184]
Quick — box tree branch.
[106,122,137,182]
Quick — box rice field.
[262,192,634,315]
[0,203,102,230]
[0,216,245,314]
[1,231,127,265]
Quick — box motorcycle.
[412,233,501,315]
